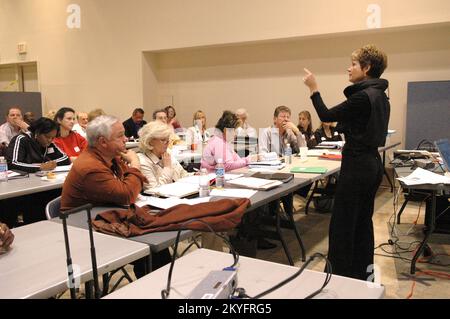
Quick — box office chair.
[45,196,134,297]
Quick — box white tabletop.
[0,220,150,299]
[0,173,65,200]
[104,249,384,299]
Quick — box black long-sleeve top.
[310,78,390,155]
[6,132,71,172]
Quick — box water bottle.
[199,168,210,197]
[0,157,8,182]
[215,158,225,189]
[284,143,292,164]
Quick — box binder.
[226,177,283,190]
[319,154,342,160]
[290,167,328,174]
[251,172,294,183]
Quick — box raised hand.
[302,68,318,93]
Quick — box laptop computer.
[434,138,450,174]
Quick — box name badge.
[47,147,55,154]
[74,146,80,153]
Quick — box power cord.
[161,219,239,299]
[234,253,332,299]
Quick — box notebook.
[290,167,328,174]
[145,182,199,198]
[226,177,283,190]
[251,172,294,183]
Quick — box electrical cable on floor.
[406,269,450,299]
[161,219,239,299]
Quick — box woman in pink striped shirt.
[201,111,257,172]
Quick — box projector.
[188,270,237,299]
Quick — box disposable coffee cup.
[300,147,308,160]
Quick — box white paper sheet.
[397,167,450,186]
[146,182,199,198]
[210,188,257,198]
[52,165,72,172]
[135,195,211,209]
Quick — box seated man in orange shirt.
[61,115,170,277]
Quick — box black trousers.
[327,151,383,280]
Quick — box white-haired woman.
[137,121,190,191]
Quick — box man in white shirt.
[72,111,88,138]
[259,105,306,156]
[235,108,257,139]
[0,107,29,148]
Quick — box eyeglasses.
[157,138,170,144]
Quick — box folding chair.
[45,197,134,297]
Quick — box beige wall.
[1,0,449,145]
[146,24,450,144]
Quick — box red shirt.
[53,131,87,157]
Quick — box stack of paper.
[307,149,342,157]
[248,161,286,170]
[397,167,450,186]
[226,177,283,190]
[315,141,344,149]
[145,182,200,198]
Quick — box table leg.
[410,191,436,274]
[383,150,394,192]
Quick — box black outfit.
[5,132,71,173]
[123,117,147,139]
[310,78,390,280]
[314,126,342,144]
[1,132,70,226]
[298,126,318,148]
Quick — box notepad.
[145,182,199,198]
[226,177,283,190]
[290,167,328,174]
[319,154,342,160]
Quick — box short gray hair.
[138,121,172,152]
[235,108,248,118]
[86,115,119,147]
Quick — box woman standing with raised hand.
[302,44,390,281]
